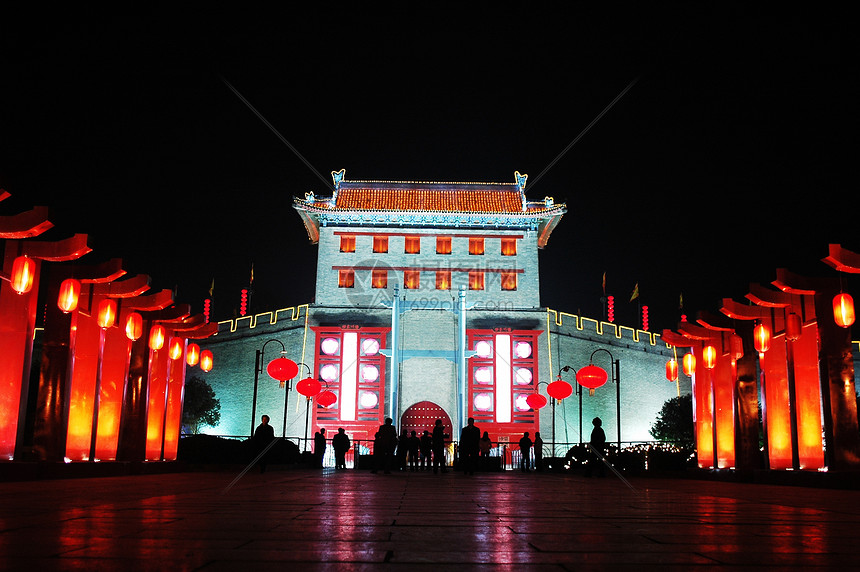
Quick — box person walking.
[459,417,480,475]
[479,431,492,470]
[332,427,351,470]
[518,432,532,473]
[419,430,432,471]
[407,430,421,471]
[375,417,398,474]
[313,428,328,469]
[252,414,275,473]
[585,417,607,477]
[534,431,544,472]
[432,419,447,474]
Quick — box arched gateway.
[400,401,453,441]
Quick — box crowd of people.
[252,414,610,475]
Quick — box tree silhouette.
[182,376,221,434]
[650,394,694,447]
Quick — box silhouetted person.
[252,414,275,473]
[585,417,606,477]
[371,432,381,473]
[376,417,398,474]
[432,419,447,474]
[332,427,351,470]
[407,430,421,471]
[314,428,327,469]
[396,430,409,471]
[419,430,432,470]
[459,417,480,475]
[519,432,532,472]
[534,431,544,472]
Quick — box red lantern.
[57,278,81,313]
[317,390,337,408]
[575,364,608,390]
[125,312,143,341]
[186,343,200,366]
[754,323,771,354]
[682,353,696,376]
[267,356,298,382]
[10,256,36,294]
[200,349,214,372]
[526,393,547,409]
[606,295,615,323]
[168,337,184,361]
[665,359,679,382]
[547,379,573,400]
[97,298,117,329]
[149,324,166,350]
[296,377,322,397]
[703,345,717,370]
[833,293,855,328]
[785,312,802,341]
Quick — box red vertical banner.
[691,344,714,468]
[712,344,736,468]
[162,342,187,461]
[145,344,169,461]
[65,310,101,461]
[93,325,132,460]
[794,322,824,469]
[762,330,792,469]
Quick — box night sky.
[2,9,858,332]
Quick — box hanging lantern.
[785,312,802,341]
[682,353,696,376]
[833,292,855,328]
[703,345,717,370]
[575,364,608,391]
[547,379,573,400]
[665,359,679,382]
[10,256,36,294]
[96,298,117,329]
[526,393,547,410]
[57,278,81,313]
[317,390,337,408]
[186,343,200,366]
[168,337,184,360]
[125,312,143,341]
[753,323,771,354]
[296,377,322,397]
[729,333,744,360]
[149,324,166,350]
[267,356,298,382]
[200,349,214,372]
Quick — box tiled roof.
[334,181,523,214]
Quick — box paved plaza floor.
[1,465,859,570]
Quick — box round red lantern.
[296,377,322,397]
[317,390,337,407]
[703,345,717,370]
[200,349,214,372]
[547,379,573,400]
[682,353,696,376]
[149,324,166,350]
[526,393,548,410]
[665,359,679,382]
[96,298,117,329]
[833,293,855,328]
[753,323,771,354]
[125,312,143,341]
[57,278,81,313]
[10,256,36,294]
[186,343,200,366]
[267,356,298,382]
[575,364,608,390]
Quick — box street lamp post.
[588,348,621,452]
[251,339,286,438]
[545,367,574,458]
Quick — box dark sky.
[2,9,858,332]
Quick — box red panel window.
[436,236,452,255]
[469,237,485,255]
[373,236,389,253]
[372,269,388,289]
[501,271,517,291]
[469,271,484,290]
[501,237,517,256]
[436,270,451,290]
[338,269,355,288]
[340,235,356,253]
[404,236,421,254]
[404,270,420,290]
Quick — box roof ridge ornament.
[331,169,345,201]
[515,171,528,212]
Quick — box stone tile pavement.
[1,466,859,570]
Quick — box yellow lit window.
[469,271,484,290]
[340,235,356,253]
[501,271,517,291]
[338,269,355,288]
[469,237,485,255]
[436,271,451,290]
[501,237,517,256]
[404,236,421,254]
[372,269,388,289]
[436,236,452,255]
[404,270,420,289]
[373,236,389,253]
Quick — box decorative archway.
[400,401,453,440]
